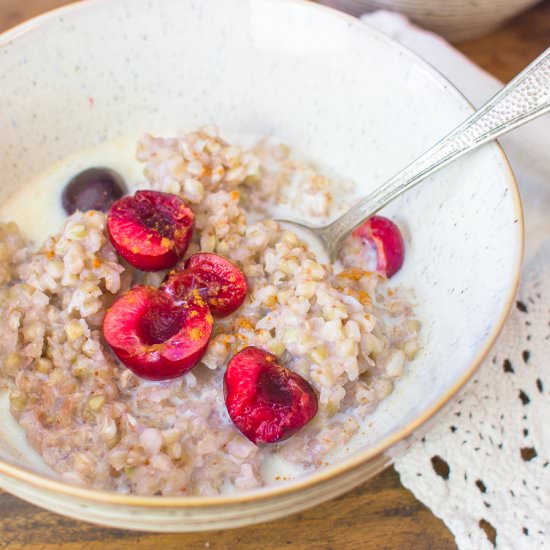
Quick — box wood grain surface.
[0,1,548,548]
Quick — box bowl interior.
[0,0,521,496]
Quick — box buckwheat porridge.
[0,127,420,496]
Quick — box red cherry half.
[107,190,194,271]
[103,285,212,380]
[224,347,318,444]
[352,215,405,278]
[163,253,247,317]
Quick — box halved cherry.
[107,190,194,271]
[224,347,318,444]
[162,253,247,317]
[102,285,212,380]
[352,215,405,278]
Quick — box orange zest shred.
[189,327,203,341]
[356,290,371,305]
[235,318,254,331]
[336,268,367,281]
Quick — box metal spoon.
[275,47,550,261]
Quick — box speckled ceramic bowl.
[0,0,522,531]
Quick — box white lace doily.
[396,244,550,549]
[359,11,550,550]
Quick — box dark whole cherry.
[62,167,127,215]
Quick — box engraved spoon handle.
[321,47,550,258]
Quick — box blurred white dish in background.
[319,0,542,42]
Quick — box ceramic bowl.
[319,0,542,42]
[0,0,522,531]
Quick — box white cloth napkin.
[360,11,550,550]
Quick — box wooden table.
[0,1,548,548]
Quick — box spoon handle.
[323,47,550,256]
